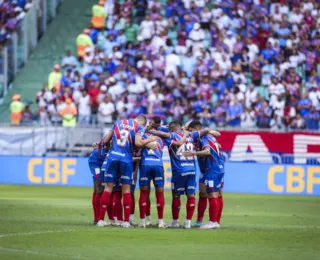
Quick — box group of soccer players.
[88,115,225,229]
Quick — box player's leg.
[114,189,123,224]
[120,162,135,228]
[97,159,117,227]
[184,175,196,229]
[217,176,224,225]
[153,166,165,228]
[168,174,183,228]
[106,192,114,223]
[89,162,102,224]
[130,179,137,225]
[192,176,208,227]
[138,166,151,227]
[97,182,113,226]
[200,172,221,230]
[146,190,152,225]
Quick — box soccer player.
[129,155,141,226]
[183,121,225,229]
[138,117,187,228]
[97,115,158,228]
[88,139,106,224]
[150,120,210,229]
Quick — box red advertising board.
[217,131,320,155]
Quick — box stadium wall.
[0,156,319,196]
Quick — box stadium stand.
[5,0,320,130]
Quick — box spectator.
[61,50,78,71]
[48,64,62,91]
[21,104,33,125]
[38,104,50,127]
[91,1,107,30]
[59,98,77,127]
[76,29,94,60]
[298,92,313,118]
[98,95,115,125]
[10,94,24,125]
[227,99,243,127]
[241,107,256,129]
[306,106,320,130]
[77,89,92,125]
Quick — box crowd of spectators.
[32,0,320,130]
[0,0,33,45]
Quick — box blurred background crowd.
[0,0,33,45]
[9,0,320,130]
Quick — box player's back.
[109,119,143,162]
[141,132,164,166]
[166,130,199,174]
[200,134,224,174]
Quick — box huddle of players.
[88,115,225,229]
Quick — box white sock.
[130,214,135,220]
[185,220,191,225]
[158,219,164,225]
[146,216,151,221]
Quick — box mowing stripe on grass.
[0,246,90,259]
[0,229,77,238]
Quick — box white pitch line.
[0,229,76,238]
[0,246,90,259]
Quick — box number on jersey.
[117,130,129,147]
[177,143,194,160]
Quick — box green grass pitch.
[0,185,319,260]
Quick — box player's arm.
[103,130,113,145]
[171,130,189,147]
[132,160,140,182]
[135,134,158,148]
[147,129,171,139]
[182,146,210,157]
[209,129,221,137]
[199,128,210,137]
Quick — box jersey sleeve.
[158,126,169,133]
[164,135,174,148]
[200,136,210,150]
[136,124,145,136]
[190,131,200,142]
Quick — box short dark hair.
[189,120,202,130]
[136,115,147,125]
[151,116,161,125]
[169,120,182,128]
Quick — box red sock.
[99,191,111,220]
[123,193,131,222]
[197,195,207,223]
[156,191,165,220]
[217,196,224,224]
[172,197,181,220]
[114,191,123,221]
[186,197,196,221]
[130,193,135,215]
[92,192,97,222]
[107,193,114,221]
[139,189,148,219]
[146,197,151,217]
[209,197,219,223]
[95,193,102,221]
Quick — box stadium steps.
[0,0,97,122]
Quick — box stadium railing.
[0,0,62,101]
